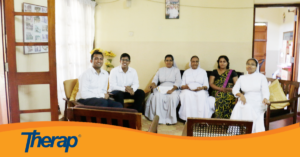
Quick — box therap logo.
[21,130,78,153]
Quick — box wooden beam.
[14,12,47,16]
[48,0,58,121]
[20,109,51,114]
[16,42,48,46]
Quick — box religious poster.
[165,0,179,19]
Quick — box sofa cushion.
[269,79,289,109]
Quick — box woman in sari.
[209,55,238,119]
[145,54,181,124]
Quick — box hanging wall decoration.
[165,0,180,19]
[23,3,48,54]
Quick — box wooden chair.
[67,104,142,130]
[265,78,300,130]
[184,118,253,136]
[63,79,78,121]
[63,78,146,120]
[148,115,159,133]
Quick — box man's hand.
[104,93,109,99]
[125,86,134,95]
[125,86,133,91]
[129,90,134,96]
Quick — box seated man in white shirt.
[109,53,145,112]
[77,50,122,108]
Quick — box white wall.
[95,0,254,89]
[256,8,295,78]
[256,8,281,78]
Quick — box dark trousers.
[78,98,123,108]
[111,89,145,112]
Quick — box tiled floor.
[141,115,185,136]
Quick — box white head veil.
[255,59,260,73]
[247,58,259,74]
[189,56,200,69]
[173,59,177,68]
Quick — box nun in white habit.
[230,58,270,133]
[179,56,215,121]
[145,54,182,124]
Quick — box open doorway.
[253,6,299,81]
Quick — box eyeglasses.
[121,59,130,62]
[246,63,256,66]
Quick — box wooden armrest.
[70,100,83,106]
[269,97,298,104]
[270,100,292,104]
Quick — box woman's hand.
[181,85,190,90]
[262,98,270,105]
[150,83,157,89]
[219,87,226,93]
[194,87,203,91]
[167,89,174,94]
[239,94,246,105]
[225,88,232,92]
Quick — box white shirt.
[108,65,139,92]
[78,67,108,99]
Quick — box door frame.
[253,4,300,81]
[4,0,58,123]
[0,0,8,125]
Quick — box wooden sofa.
[264,78,300,130]
[145,70,244,120]
[67,102,142,130]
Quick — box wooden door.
[254,26,267,74]
[5,0,58,123]
[0,0,8,124]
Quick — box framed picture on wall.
[22,3,48,54]
[165,0,179,19]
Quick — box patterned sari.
[211,70,236,119]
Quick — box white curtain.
[56,0,96,117]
